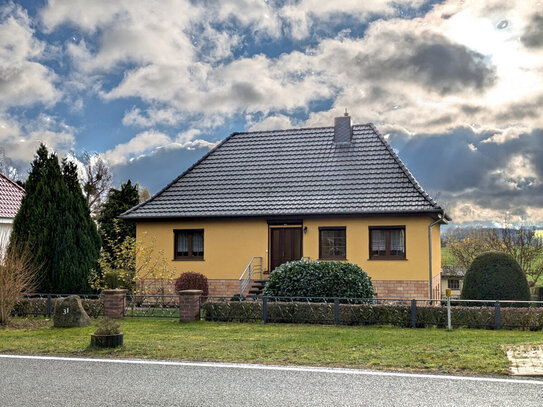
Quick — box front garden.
[1,317,542,375]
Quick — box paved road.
[1,355,542,406]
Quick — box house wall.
[136,215,442,299]
[0,219,12,250]
[441,276,463,299]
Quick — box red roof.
[0,172,24,219]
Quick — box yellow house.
[121,114,449,299]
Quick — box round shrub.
[461,251,530,301]
[174,272,209,296]
[262,260,374,299]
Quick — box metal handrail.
[239,256,263,297]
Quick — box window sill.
[368,258,407,261]
[173,258,205,261]
[318,258,347,261]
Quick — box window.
[448,279,460,290]
[369,226,405,259]
[319,227,346,260]
[174,230,204,260]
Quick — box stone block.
[53,295,91,327]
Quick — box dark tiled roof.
[441,266,466,278]
[122,123,445,219]
[0,172,24,219]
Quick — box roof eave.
[120,208,448,222]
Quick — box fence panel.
[125,294,180,318]
[200,296,543,330]
[13,293,104,318]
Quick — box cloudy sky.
[1,0,542,226]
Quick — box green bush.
[461,252,530,301]
[262,260,375,299]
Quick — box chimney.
[334,108,352,144]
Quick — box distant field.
[536,230,543,238]
[441,247,454,267]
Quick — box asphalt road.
[0,355,542,406]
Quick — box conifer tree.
[97,180,140,256]
[10,145,100,293]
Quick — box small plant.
[89,221,175,294]
[175,272,209,296]
[94,318,121,336]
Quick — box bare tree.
[446,225,543,286]
[139,186,151,202]
[0,147,21,182]
[79,152,113,217]
[0,233,39,325]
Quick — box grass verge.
[1,317,542,375]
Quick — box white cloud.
[0,4,59,107]
[102,130,172,165]
[248,114,295,131]
[5,0,543,225]
[0,113,75,165]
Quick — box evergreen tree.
[97,180,140,256]
[10,145,100,293]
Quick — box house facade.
[440,266,466,299]
[0,172,25,249]
[122,114,449,299]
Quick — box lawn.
[1,318,542,376]
[441,247,455,267]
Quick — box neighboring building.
[440,266,466,299]
[122,114,450,299]
[0,172,25,249]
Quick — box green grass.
[1,318,542,375]
[441,247,455,267]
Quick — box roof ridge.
[235,123,371,135]
[120,132,240,217]
[0,171,25,193]
[368,123,439,209]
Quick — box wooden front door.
[270,227,302,272]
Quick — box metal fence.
[13,293,543,330]
[13,293,104,318]
[200,296,543,330]
[125,294,180,318]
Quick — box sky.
[1,0,542,227]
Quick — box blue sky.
[1,0,543,226]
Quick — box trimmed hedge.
[201,300,543,330]
[263,260,375,299]
[13,297,104,318]
[461,251,530,301]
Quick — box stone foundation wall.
[208,279,246,297]
[138,278,430,299]
[372,280,429,299]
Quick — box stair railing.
[239,256,263,297]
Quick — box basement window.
[369,226,406,260]
[174,229,204,260]
[319,227,346,260]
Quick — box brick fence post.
[103,289,127,319]
[179,290,203,322]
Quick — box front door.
[270,227,302,272]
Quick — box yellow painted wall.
[303,217,441,281]
[137,219,268,280]
[136,216,442,281]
